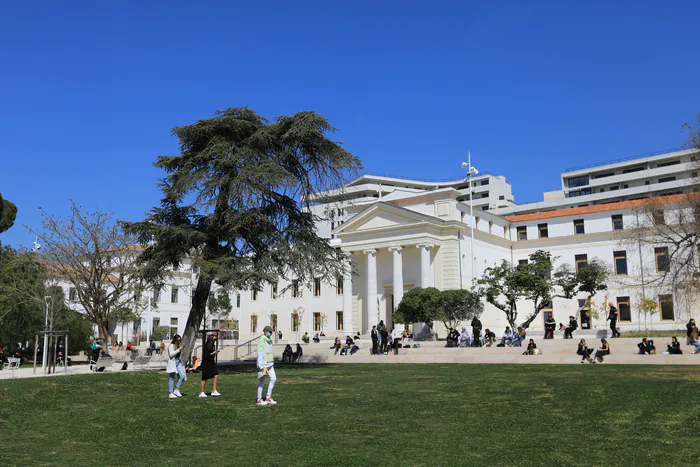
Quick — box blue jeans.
[169,360,185,392]
[692,341,700,354]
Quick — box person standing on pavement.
[607,303,621,338]
[256,326,277,406]
[371,325,379,355]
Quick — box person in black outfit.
[378,320,389,355]
[293,343,303,362]
[199,335,220,397]
[544,316,556,339]
[687,319,697,345]
[607,303,621,338]
[371,325,379,355]
[665,337,683,355]
[577,338,594,363]
[594,338,610,363]
[637,338,654,355]
[282,344,294,362]
[446,328,460,347]
[471,316,482,346]
[523,339,537,355]
[564,316,578,339]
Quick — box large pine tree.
[125,108,362,360]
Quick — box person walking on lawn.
[199,335,220,398]
[256,326,277,406]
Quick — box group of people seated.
[282,343,304,363]
[636,336,684,355]
[497,326,526,347]
[331,336,362,355]
[577,338,610,363]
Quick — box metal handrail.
[564,147,690,173]
[233,335,262,361]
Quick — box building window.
[538,223,548,239]
[170,317,178,338]
[270,314,277,332]
[314,278,321,297]
[336,276,343,295]
[518,259,529,267]
[236,293,241,308]
[171,286,179,304]
[573,219,585,235]
[481,206,488,211]
[292,280,299,298]
[612,214,623,230]
[313,312,321,331]
[154,288,161,303]
[659,294,674,320]
[655,247,670,272]
[481,193,488,199]
[250,315,258,333]
[517,226,527,241]
[578,299,591,329]
[653,210,665,226]
[617,296,631,321]
[291,313,299,332]
[480,179,489,186]
[499,195,505,200]
[575,254,588,273]
[336,311,343,331]
[613,251,628,275]
[567,175,589,188]
[251,289,258,301]
[69,287,77,302]
[152,318,160,332]
[271,282,278,300]
[659,176,677,183]
[542,303,553,326]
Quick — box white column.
[342,258,353,335]
[417,244,433,288]
[364,249,378,332]
[389,246,404,331]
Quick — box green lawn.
[1,364,698,466]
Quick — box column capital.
[416,243,435,250]
[362,249,377,255]
[387,246,403,252]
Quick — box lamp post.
[42,295,50,371]
[461,152,479,286]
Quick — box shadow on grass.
[217,362,343,375]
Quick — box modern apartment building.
[61,148,700,344]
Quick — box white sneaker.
[173,389,182,397]
[199,392,207,398]
[256,399,268,406]
[211,391,221,396]
[169,393,178,399]
[264,397,277,405]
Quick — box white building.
[62,148,700,343]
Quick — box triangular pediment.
[335,202,446,235]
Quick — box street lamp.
[462,152,479,286]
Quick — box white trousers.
[257,366,276,399]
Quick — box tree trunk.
[98,322,110,342]
[180,273,214,364]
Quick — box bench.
[132,356,152,370]
[91,356,115,372]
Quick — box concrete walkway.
[2,337,697,381]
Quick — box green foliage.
[0,193,17,234]
[477,260,528,329]
[151,326,170,341]
[123,107,362,360]
[439,288,484,329]
[576,259,609,299]
[207,291,232,317]
[393,287,443,329]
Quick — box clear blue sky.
[1,1,699,247]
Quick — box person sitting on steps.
[312,333,320,344]
[637,338,655,355]
[577,338,594,363]
[664,337,682,355]
[564,316,578,339]
[523,339,538,355]
[544,316,556,339]
[594,338,610,363]
[483,329,496,347]
[499,326,514,347]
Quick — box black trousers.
[371,340,378,355]
[610,321,619,337]
[380,341,388,354]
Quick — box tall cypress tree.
[125,108,362,360]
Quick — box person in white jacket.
[167,335,186,399]
[256,326,277,406]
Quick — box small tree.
[320,313,328,332]
[576,259,609,322]
[635,294,659,333]
[439,289,483,329]
[292,306,305,339]
[393,287,443,332]
[151,326,170,341]
[0,193,17,235]
[477,261,528,330]
[28,202,146,340]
